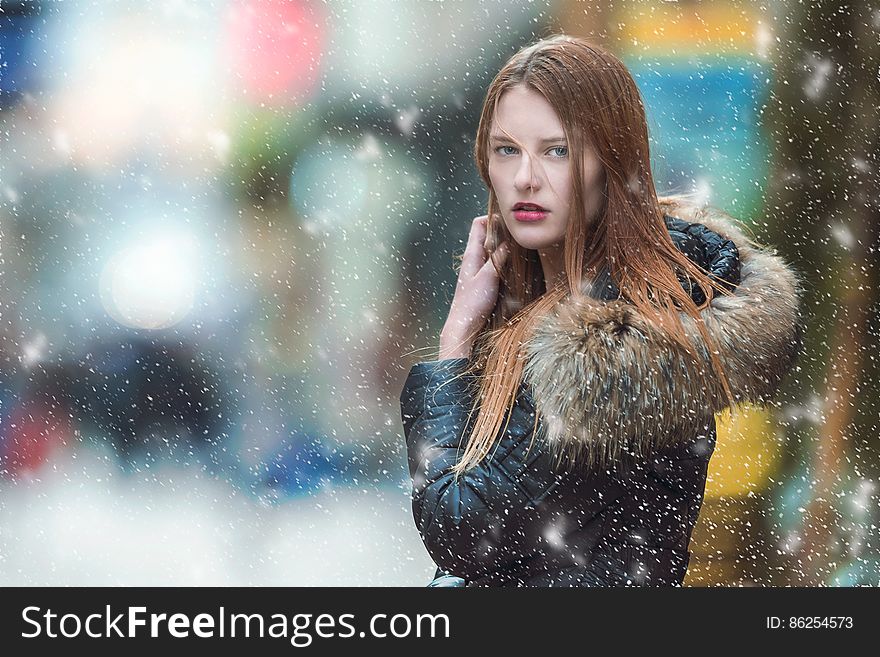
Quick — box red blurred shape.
[1,401,72,479]
[225,0,326,103]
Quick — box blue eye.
[493,145,568,157]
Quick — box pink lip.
[513,210,549,222]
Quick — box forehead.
[491,85,564,141]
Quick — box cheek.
[556,208,570,232]
[488,161,502,189]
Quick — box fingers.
[477,241,509,279]
[495,240,510,267]
[460,215,488,280]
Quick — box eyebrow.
[489,134,567,143]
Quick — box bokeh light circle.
[99,236,200,330]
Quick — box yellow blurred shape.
[616,1,761,55]
[705,405,781,498]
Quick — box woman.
[400,35,804,587]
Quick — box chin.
[508,230,564,251]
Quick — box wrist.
[438,331,473,360]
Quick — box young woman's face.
[488,84,605,252]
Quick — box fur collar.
[520,200,805,472]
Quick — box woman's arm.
[401,357,552,579]
[400,357,619,580]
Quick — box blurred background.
[0,0,877,586]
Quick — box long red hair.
[447,34,738,478]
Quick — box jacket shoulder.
[591,215,741,304]
[663,213,742,304]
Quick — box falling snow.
[0,0,878,588]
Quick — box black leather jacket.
[401,207,803,587]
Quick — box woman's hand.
[439,215,509,360]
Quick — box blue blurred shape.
[0,1,45,101]
[629,56,770,214]
[263,430,340,498]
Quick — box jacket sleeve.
[400,357,569,580]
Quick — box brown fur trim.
[520,200,805,472]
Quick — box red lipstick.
[512,202,548,222]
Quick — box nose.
[513,150,541,192]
